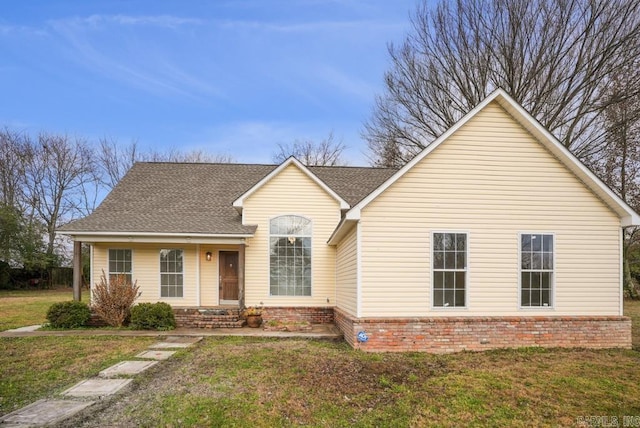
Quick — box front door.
[219,251,239,303]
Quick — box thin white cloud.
[216,19,403,34]
[313,65,376,101]
[0,23,48,36]
[188,119,368,165]
[53,14,203,29]
[46,15,219,99]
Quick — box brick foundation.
[261,307,334,324]
[334,308,632,353]
[173,308,245,328]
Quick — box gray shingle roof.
[60,162,397,235]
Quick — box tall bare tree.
[592,58,640,298]
[144,148,235,164]
[97,139,235,190]
[0,129,30,209]
[97,137,141,190]
[24,134,97,258]
[273,132,347,166]
[364,0,640,166]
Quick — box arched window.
[269,215,312,296]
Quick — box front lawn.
[625,299,640,349]
[71,338,640,427]
[0,336,155,415]
[0,288,88,331]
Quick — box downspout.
[620,228,624,316]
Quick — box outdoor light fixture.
[205,251,212,261]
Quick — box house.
[59,89,638,352]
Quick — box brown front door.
[219,251,239,302]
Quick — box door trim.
[218,250,239,305]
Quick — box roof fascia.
[327,218,358,245]
[58,231,254,245]
[232,157,349,211]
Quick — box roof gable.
[233,157,349,211]
[344,89,640,227]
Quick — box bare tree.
[364,0,640,166]
[97,138,140,189]
[144,148,235,164]
[273,132,347,166]
[591,59,640,298]
[24,134,97,257]
[97,139,236,190]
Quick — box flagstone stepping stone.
[0,399,94,426]
[149,336,203,349]
[62,378,132,398]
[136,350,176,360]
[99,360,159,378]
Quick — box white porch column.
[73,240,82,301]
[238,243,245,309]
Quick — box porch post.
[238,243,245,309]
[73,240,82,302]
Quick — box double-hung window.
[520,234,553,307]
[160,249,184,298]
[108,249,132,284]
[432,232,467,307]
[269,215,312,296]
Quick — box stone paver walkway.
[62,379,133,398]
[99,361,158,378]
[0,335,203,427]
[0,400,95,427]
[136,350,176,360]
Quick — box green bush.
[46,301,91,328]
[130,302,176,331]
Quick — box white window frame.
[518,232,555,309]
[108,248,132,284]
[431,231,469,309]
[268,215,313,297]
[159,248,184,299]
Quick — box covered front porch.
[67,234,250,311]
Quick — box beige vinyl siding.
[359,101,621,317]
[92,243,198,306]
[336,224,358,315]
[243,163,340,307]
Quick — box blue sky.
[0,1,418,165]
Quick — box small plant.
[92,271,140,327]
[46,301,91,328]
[243,306,262,316]
[130,302,176,330]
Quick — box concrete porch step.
[173,307,246,329]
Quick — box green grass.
[625,299,640,349]
[95,338,640,427]
[2,290,640,426]
[0,288,88,331]
[0,335,155,415]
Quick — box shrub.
[46,301,91,328]
[130,302,176,330]
[92,270,140,327]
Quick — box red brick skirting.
[334,308,632,353]
[261,307,334,324]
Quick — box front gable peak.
[233,157,350,212]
